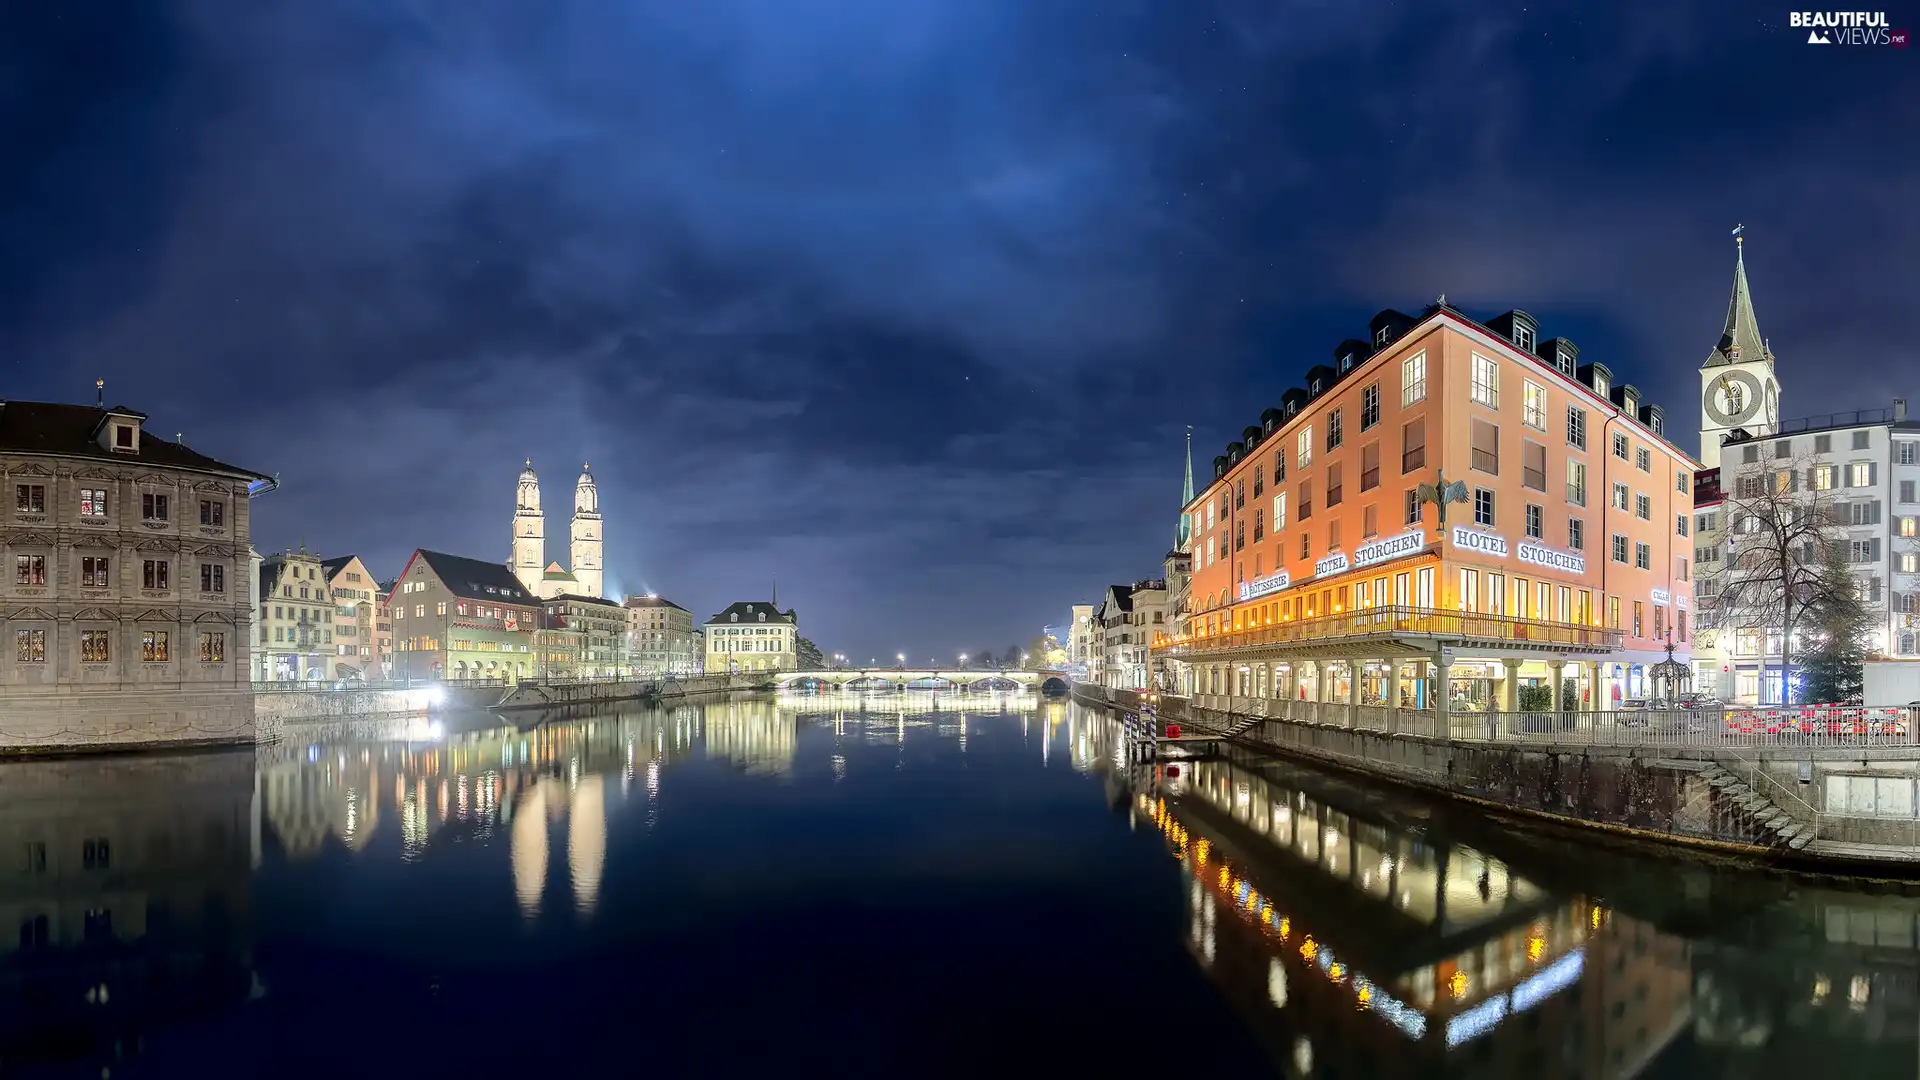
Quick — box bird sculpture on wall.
[1415,470,1470,535]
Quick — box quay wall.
[495,673,765,711]
[0,688,257,756]
[1072,684,1789,858]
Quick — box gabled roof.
[705,601,796,626]
[409,549,537,604]
[623,594,688,611]
[1104,584,1135,613]
[0,400,271,481]
[544,592,623,609]
[1704,242,1770,368]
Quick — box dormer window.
[731,613,739,622]
[1651,413,1664,435]
[1513,324,1535,353]
[1374,326,1391,347]
[1339,356,1353,373]
[1623,392,1638,415]
[759,612,767,622]
[1310,378,1322,394]
[1555,349,1574,376]
[1594,373,1610,398]
[115,425,134,449]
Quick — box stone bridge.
[774,669,1071,693]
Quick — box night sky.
[3,2,1915,662]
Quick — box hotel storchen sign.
[1354,528,1427,569]
[1449,526,1509,557]
[1516,540,1585,575]
[1313,552,1350,578]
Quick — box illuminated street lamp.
[896,653,905,669]
[959,653,968,669]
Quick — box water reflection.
[0,749,254,1068]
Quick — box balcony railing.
[1523,466,1546,491]
[1567,483,1586,507]
[1403,446,1426,472]
[1471,448,1498,474]
[1155,605,1622,657]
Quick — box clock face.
[1765,382,1778,425]
[1705,369,1764,427]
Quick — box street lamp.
[959,652,968,669]
[896,653,905,669]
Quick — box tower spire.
[1705,224,1768,367]
[772,575,778,609]
[1175,426,1196,552]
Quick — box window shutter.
[1873,501,1884,525]
[1871,462,1880,487]
[1872,538,1883,563]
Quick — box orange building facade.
[1160,304,1698,711]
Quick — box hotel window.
[14,555,44,586]
[1567,407,1587,450]
[1635,542,1651,570]
[1568,518,1585,550]
[1488,572,1506,614]
[1611,482,1629,511]
[1567,460,1587,506]
[79,488,107,517]
[1677,470,1690,494]
[1298,481,1312,520]
[15,484,44,513]
[1470,353,1498,408]
[1401,417,1426,472]
[1677,514,1690,537]
[1611,534,1629,564]
[1471,419,1499,476]
[1522,381,1546,430]
[1678,611,1688,642]
[141,630,169,662]
[1460,569,1480,612]
[1633,602,1643,637]
[1326,464,1343,507]
[1253,509,1264,542]
[15,628,45,662]
[1473,488,1495,527]
[1611,432,1630,460]
[1235,519,1245,551]
[1635,493,1651,520]
[200,564,225,593]
[1297,428,1313,469]
[1272,492,1287,529]
[1401,351,1426,406]
[1851,461,1875,487]
[1236,480,1245,509]
[1360,443,1381,491]
[1653,607,1665,639]
[199,631,225,662]
[82,556,110,587]
[1417,567,1434,608]
[1521,440,1547,492]
[1405,489,1421,526]
[1363,503,1379,538]
[1636,446,1651,472]
[1361,383,1380,430]
[1253,465,1264,498]
[1605,595,1620,628]
[1274,450,1286,482]
[1525,503,1543,539]
[81,629,111,663]
[141,492,170,521]
[1513,324,1535,353]
[1594,372,1610,398]
[1301,534,1310,559]
[1327,409,1344,451]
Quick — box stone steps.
[1701,763,1816,852]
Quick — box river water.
[6,692,1920,1076]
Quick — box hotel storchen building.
[1160,302,1698,712]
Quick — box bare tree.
[1706,451,1861,704]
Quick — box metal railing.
[1155,605,1622,658]
[1139,692,1920,752]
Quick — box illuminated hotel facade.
[1162,302,1697,709]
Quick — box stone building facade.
[255,550,332,681]
[704,600,798,673]
[623,593,699,674]
[0,399,273,748]
[391,549,539,682]
[320,554,382,680]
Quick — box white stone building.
[623,593,699,674]
[1096,579,1166,689]
[509,460,604,600]
[256,550,333,681]
[704,600,798,673]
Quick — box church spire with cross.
[1704,224,1771,369]
[1175,427,1196,551]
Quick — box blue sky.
[3,0,1915,660]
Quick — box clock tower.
[1699,229,1781,469]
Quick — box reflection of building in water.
[511,779,551,918]
[705,697,797,775]
[1146,757,1691,1077]
[0,750,255,1065]
[567,775,605,916]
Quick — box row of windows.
[12,486,228,526]
[14,628,225,663]
[1738,433,1920,464]
[12,555,224,592]
[262,626,332,645]
[712,639,790,652]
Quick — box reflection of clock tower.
[1699,231,1780,469]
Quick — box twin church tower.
[510,461,603,600]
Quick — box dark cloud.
[2,1,1914,658]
